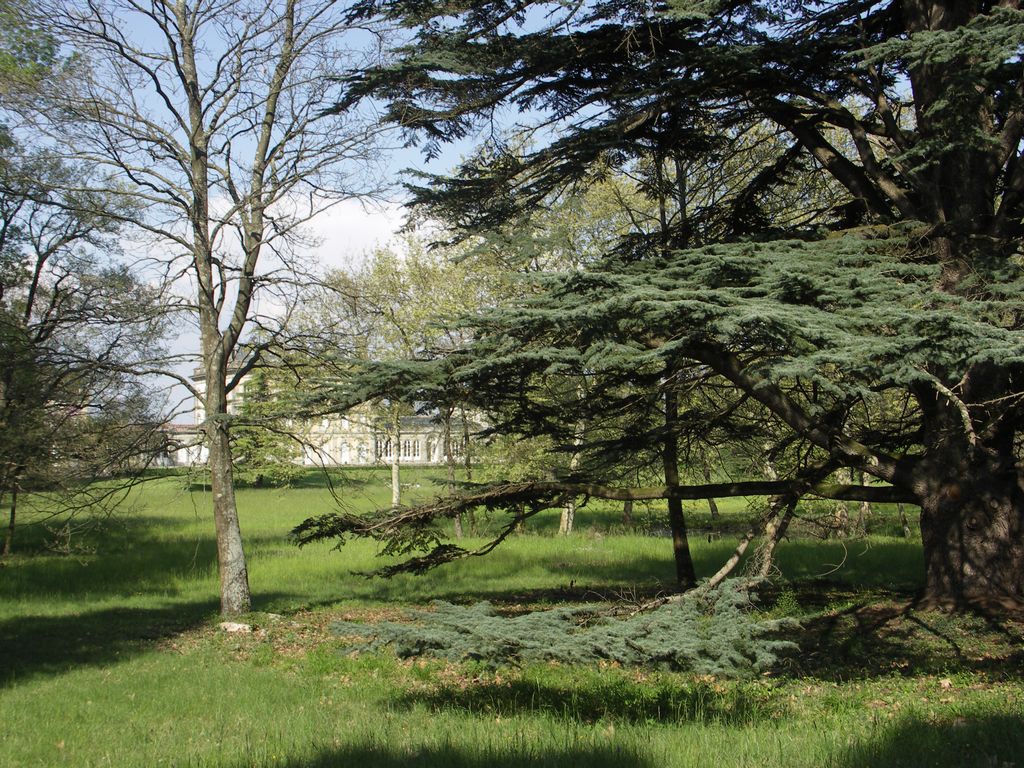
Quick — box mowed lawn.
[1,470,1021,767]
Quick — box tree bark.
[559,432,582,535]
[459,406,476,533]
[390,409,401,508]
[914,371,1024,610]
[195,163,251,615]
[459,405,473,481]
[664,384,697,588]
[897,503,912,538]
[855,470,872,533]
[833,468,851,538]
[917,464,1024,610]
[705,527,755,590]
[443,408,462,538]
[2,485,17,557]
[559,498,576,535]
[703,464,720,519]
[755,497,796,579]
[184,3,252,617]
[202,365,250,616]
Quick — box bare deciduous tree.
[28,0,385,615]
[0,145,168,556]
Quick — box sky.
[305,196,407,268]
[100,2,491,421]
[155,130,479,422]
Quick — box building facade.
[161,368,470,468]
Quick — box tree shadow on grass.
[391,672,773,726]
[0,589,299,688]
[271,742,653,768]
[783,596,1024,680]
[773,539,924,591]
[0,525,310,603]
[0,599,219,688]
[0,593,291,690]
[835,713,1024,768]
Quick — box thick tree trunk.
[664,385,697,588]
[917,468,1024,611]
[202,367,251,616]
[912,365,1024,611]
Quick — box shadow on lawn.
[835,713,1024,768]
[271,743,652,768]
[0,522,309,603]
[392,673,771,726]
[0,599,219,687]
[786,595,1024,680]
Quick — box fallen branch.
[291,476,916,577]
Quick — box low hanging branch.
[290,478,916,577]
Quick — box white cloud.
[306,198,408,269]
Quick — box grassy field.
[1,469,1021,767]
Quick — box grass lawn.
[0,469,1021,767]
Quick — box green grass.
[0,470,1021,767]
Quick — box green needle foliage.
[331,580,797,678]
[314,0,1024,611]
[232,368,304,489]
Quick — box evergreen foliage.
[309,0,1024,609]
[231,368,303,489]
[331,580,797,677]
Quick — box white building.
[161,367,471,468]
[295,410,467,467]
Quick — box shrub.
[331,580,797,678]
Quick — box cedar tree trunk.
[914,368,1024,610]
[916,449,1024,610]
[664,384,697,588]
